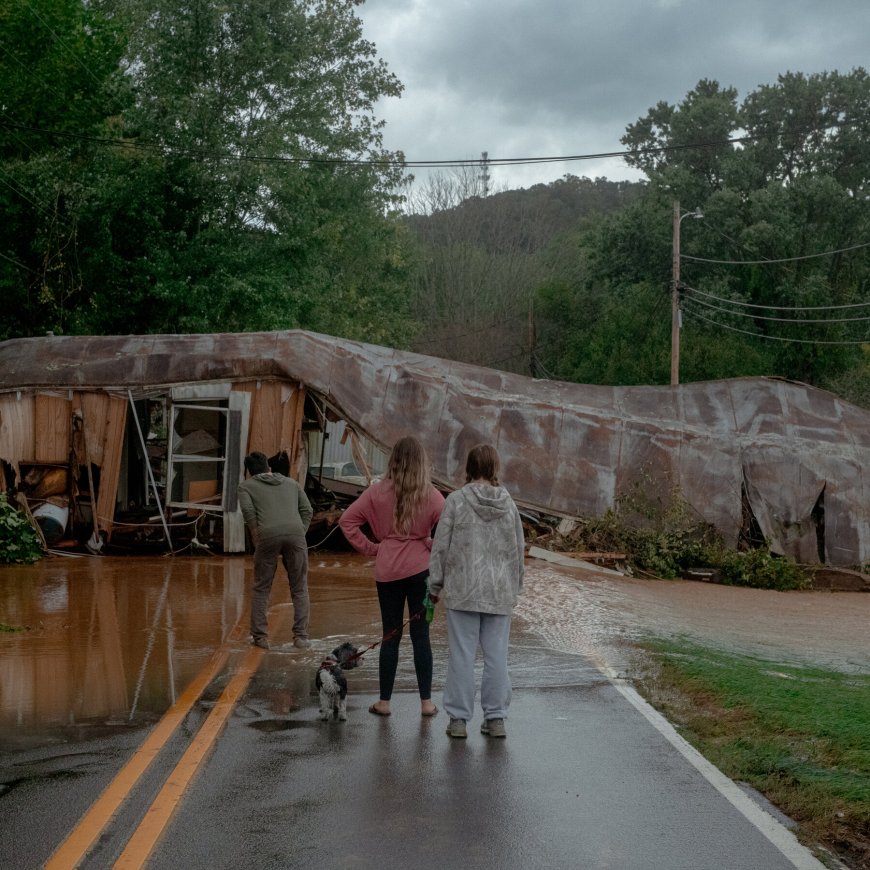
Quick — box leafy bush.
[0,492,42,564]
[573,482,723,579]
[561,479,811,589]
[718,546,811,591]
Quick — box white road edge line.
[600,664,827,870]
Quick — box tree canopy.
[534,70,870,403]
[0,0,415,344]
[3,10,869,407]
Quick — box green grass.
[636,638,870,867]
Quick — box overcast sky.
[357,0,870,192]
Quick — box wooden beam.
[94,395,128,541]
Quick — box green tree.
[538,71,870,400]
[84,0,413,341]
[622,78,739,200]
[0,0,129,338]
[1,0,417,347]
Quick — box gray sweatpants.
[250,533,309,642]
[442,609,512,722]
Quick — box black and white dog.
[316,642,362,721]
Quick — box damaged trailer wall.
[0,379,305,552]
[0,331,867,567]
[0,390,127,540]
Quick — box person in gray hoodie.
[428,444,525,739]
[238,451,313,651]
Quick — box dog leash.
[344,598,433,667]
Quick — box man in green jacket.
[238,451,314,650]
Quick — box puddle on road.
[1,552,868,750]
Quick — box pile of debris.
[521,515,629,573]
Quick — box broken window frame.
[165,402,241,513]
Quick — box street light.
[671,199,703,385]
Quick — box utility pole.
[528,298,537,377]
[671,200,681,385]
[671,200,703,385]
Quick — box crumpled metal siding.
[1,330,868,566]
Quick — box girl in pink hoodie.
[339,436,445,717]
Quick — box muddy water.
[1,552,867,749]
[0,553,383,748]
[517,562,870,674]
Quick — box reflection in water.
[0,553,384,748]
[2,552,868,749]
[0,556,248,743]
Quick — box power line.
[682,302,870,346]
[20,0,107,89]
[0,117,844,171]
[0,165,53,218]
[681,283,870,312]
[531,350,557,380]
[0,249,39,276]
[479,348,527,369]
[683,240,870,265]
[682,291,870,324]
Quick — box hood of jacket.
[251,472,284,486]
[462,482,513,521]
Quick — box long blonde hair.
[387,436,431,534]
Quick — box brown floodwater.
[517,562,870,675]
[1,552,867,748]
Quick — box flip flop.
[421,705,439,718]
[368,704,391,717]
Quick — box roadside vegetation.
[0,493,42,565]
[531,482,814,590]
[636,639,870,869]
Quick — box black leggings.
[375,571,433,701]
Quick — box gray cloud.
[359,0,870,189]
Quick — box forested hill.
[405,175,644,255]
[401,72,870,409]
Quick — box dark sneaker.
[293,637,312,649]
[481,718,506,738]
[252,637,270,650]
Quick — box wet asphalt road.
[0,554,825,869]
[141,657,812,870]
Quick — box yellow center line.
[45,578,286,869]
[113,645,265,869]
[44,645,234,870]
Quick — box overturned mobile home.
[0,331,868,566]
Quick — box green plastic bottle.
[423,590,435,623]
